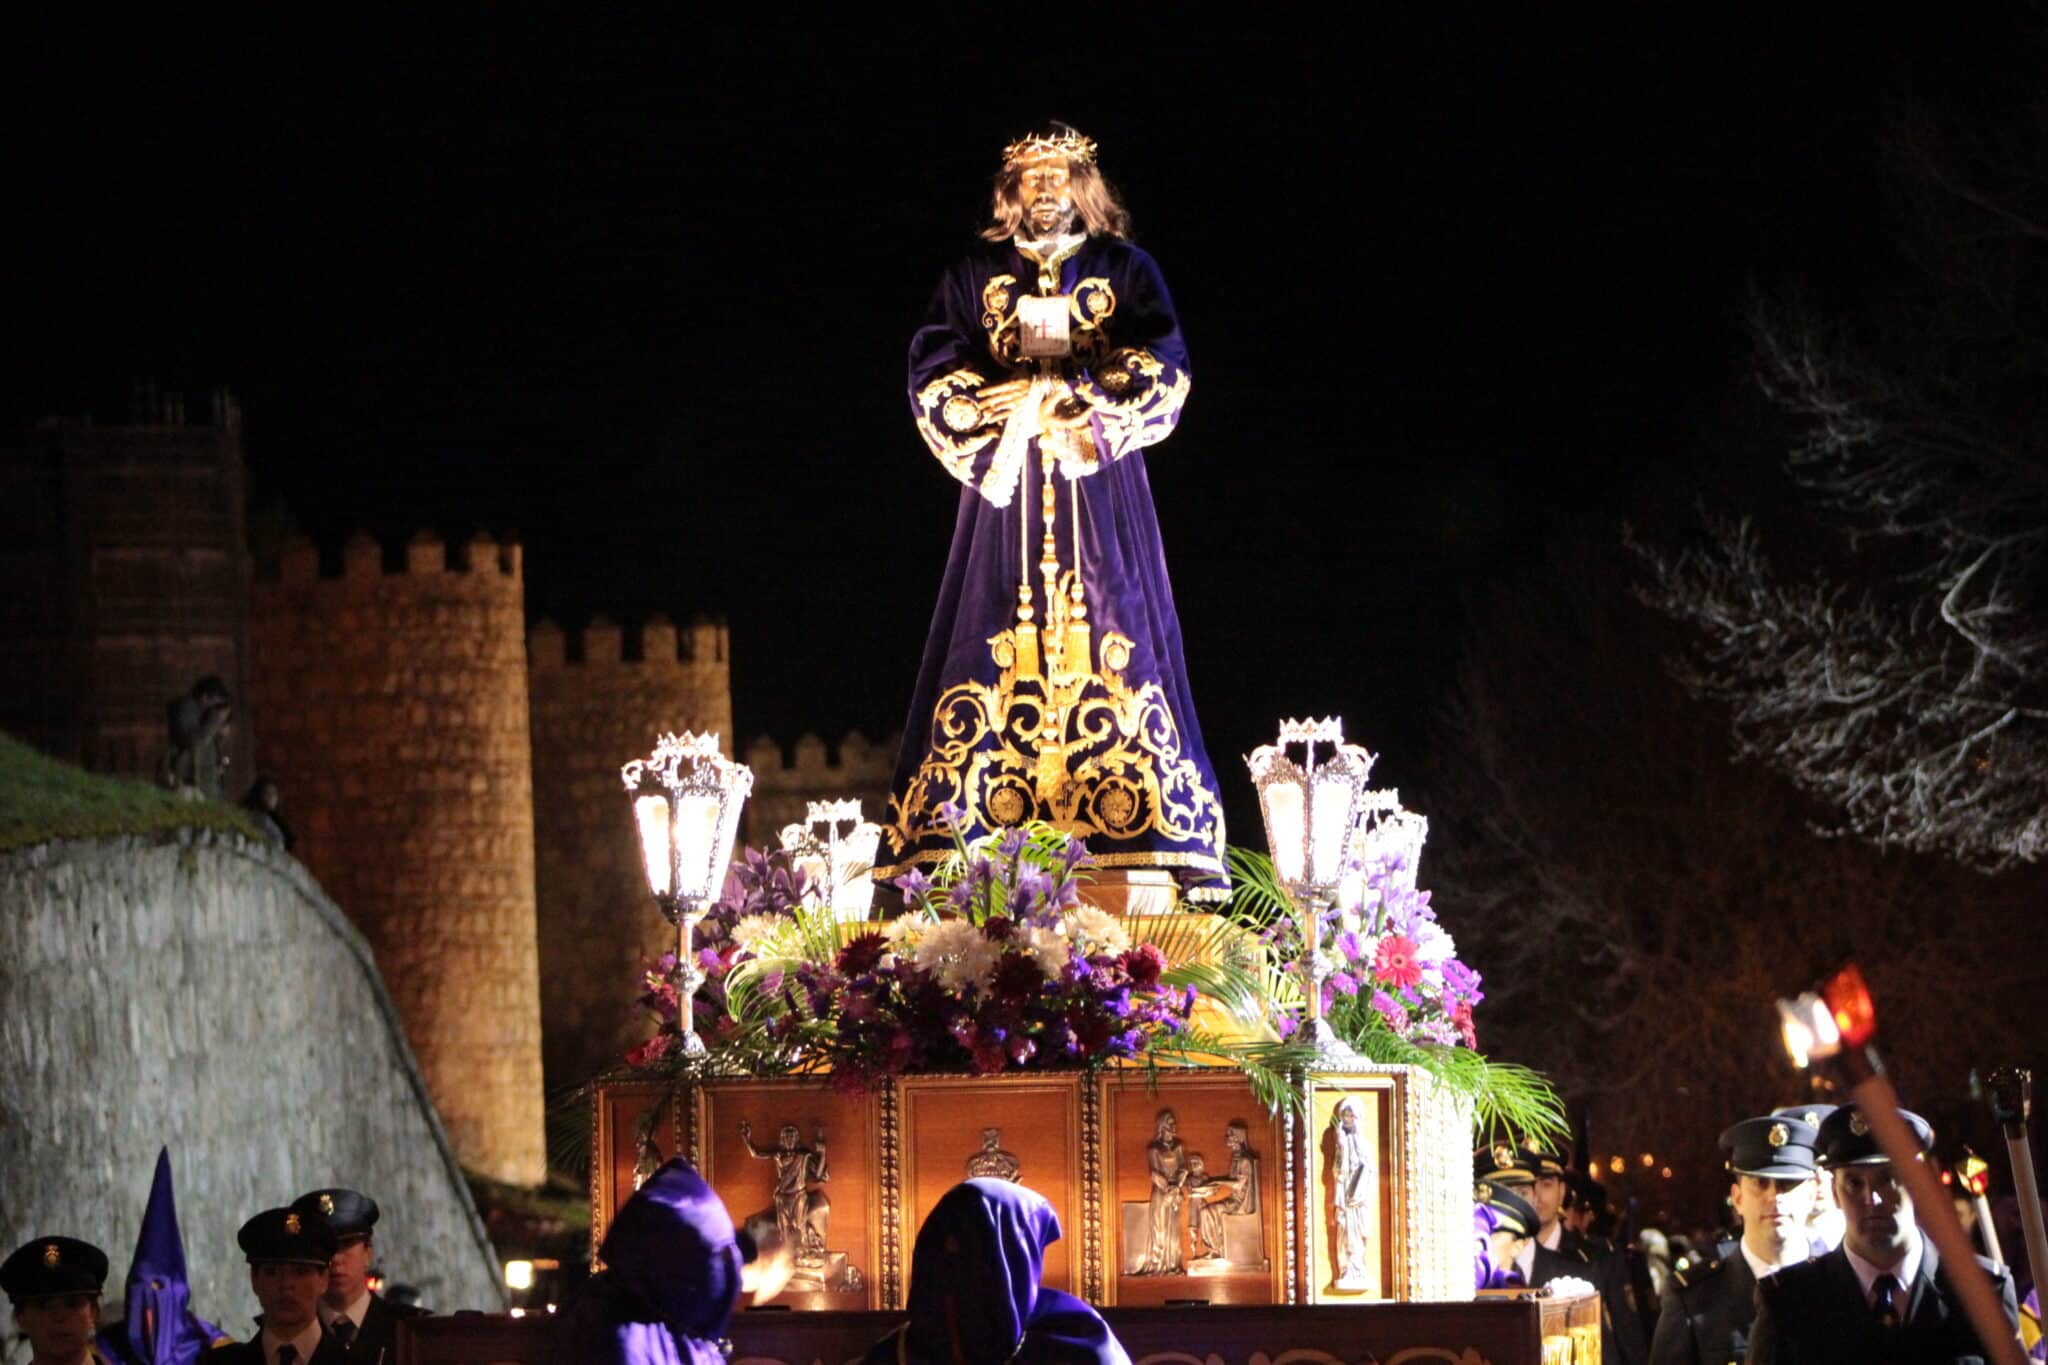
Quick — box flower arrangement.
[623,818,1304,1102]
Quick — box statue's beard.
[1023,196,1077,240]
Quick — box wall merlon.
[406,529,446,574]
[528,618,565,668]
[257,531,525,587]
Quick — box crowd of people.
[10,1104,2044,1365]
[3,1163,420,1365]
[1474,1103,2040,1364]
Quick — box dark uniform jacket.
[328,1292,427,1364]
[1648,1248,1758,1365]
[1533,1238,1650,1365]
[1749,1240,2020,1364]
[203,1324,347,1364]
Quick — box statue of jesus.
[876,124,1228,902]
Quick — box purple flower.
[997,826,1028,859]
[1334,931,1362,963]
[1060,838,1094,873]
[1442,958,1484,1006]
[893,868,932,903]
[1330,970,1360,996]
[1371,989,1411,1034]
[936,800,967,828]
[1010,867,1053,916]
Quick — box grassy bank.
[0,733,262,854]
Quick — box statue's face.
[1159,1110,1178,1139]
[1226,1126,1247,1152]
[780,1125,800,1148]
[1338,1105,1357,1133]
[1016,154,1076,238]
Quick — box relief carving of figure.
[965,1127,1022,1182]
[1132,1108,1189,1275]
[1331,1098,1374,1291]
[740,1120,831,1266]
[1191,1121,1260,1263]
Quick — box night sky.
[8,16,1977,831]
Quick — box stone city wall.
[526,614,732,1089]
[0,829,505,1320]
[247,531,544,1185]
[742,729,900,849]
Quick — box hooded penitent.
[866,1178,1130,1365]
[559,1159,743,1365]
[99,1148,230,1365]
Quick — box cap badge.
[1768,1123,1789,1148]
[284,1213,302,1235]
[42,1243,60,1267]
[1849,1110,1871,1137]
[319,1194,335,1215]
[1493,1143,1514,1167]
[1803,1110,1821,1127]
[1476,1182,1493,1202]
[1521,1135,1541,1153]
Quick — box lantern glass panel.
[1262,780,1306,887]
[672,791,726,902]
[634,794,673,898]
[1308,771,1357,887]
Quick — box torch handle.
[1852,1075,2025,1365]
[2008,1130,2048,1314]
[1977,1191,2006,1266]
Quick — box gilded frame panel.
[1095,1067,1287,1307]
[1299,1071,1407,1303]
[893,1073,1088,1304]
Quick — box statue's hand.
[814,1122,827,1144]
[738,1120,752,1139]
[976,377,1033,425]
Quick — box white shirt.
[1514,1235,1537,1283]
[1537,1221,1563,1251]
[260,1320,324,1365]
[317,1288,371,1335]
[1844,1229,1923,1314]
[1739,1236,1808,1283]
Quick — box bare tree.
[1634,90,2048,871]
[1427,537,2039,1226]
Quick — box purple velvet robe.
[558,1160,743,1365]
[863,1178,1129,1365]
[881,236,1228,899]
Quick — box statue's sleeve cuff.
[913,367,1000,487]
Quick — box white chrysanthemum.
[730,913,786,952]
[883,916,925,953]
[1022,925,1070,975]
[1060,907,1130,957]
[914,919,1000,991]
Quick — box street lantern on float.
[622,731,753,1055]
[780,798,882,923]
[1247,717,1379,1062]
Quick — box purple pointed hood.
[99,1148,227,1365]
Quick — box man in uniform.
[1476,1181,1541,1289]
[3,1237,112,1365]
[1484,1138,1649,1364]
[205,1208,341,1364]
[1750,1103,2021,1364]
[288,1190,424,1362]
[1649,1113,1819,1364]
[1771,1106,1841,1252]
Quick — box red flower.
[992,953,1046,999]
[835,932,888,977]
[1453,1000,1477,1049]
[624,1032,672,1067]
[1373,934,1423,990]
[1121,944,1167,989]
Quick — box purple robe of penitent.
[862,1178,1130,1365]
[99,1148,229,1365]
[879,234,1228,899]
[557,1159,742,1365]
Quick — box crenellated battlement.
[743,729,901,846]
[528,613,728,668]
[260,530,523,587]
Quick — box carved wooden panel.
[1302,1075,1401,1303]
[1099,1069,1286,1307]
[696,1078,881,1310]
[587,1076,687,1271]
[893,1073,1087,1297]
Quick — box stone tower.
[743,729,900,849]
[248,531,545,1185]
[0,389,252,781]
[526,614,733,1089]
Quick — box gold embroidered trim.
[913,366,997,486]
[1078,348,1191,462]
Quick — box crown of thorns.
[1003,129,1098,167]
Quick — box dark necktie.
[1871,1271,1902,1328]
[277,1346,299,1365]
[331,1315,357,1352]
